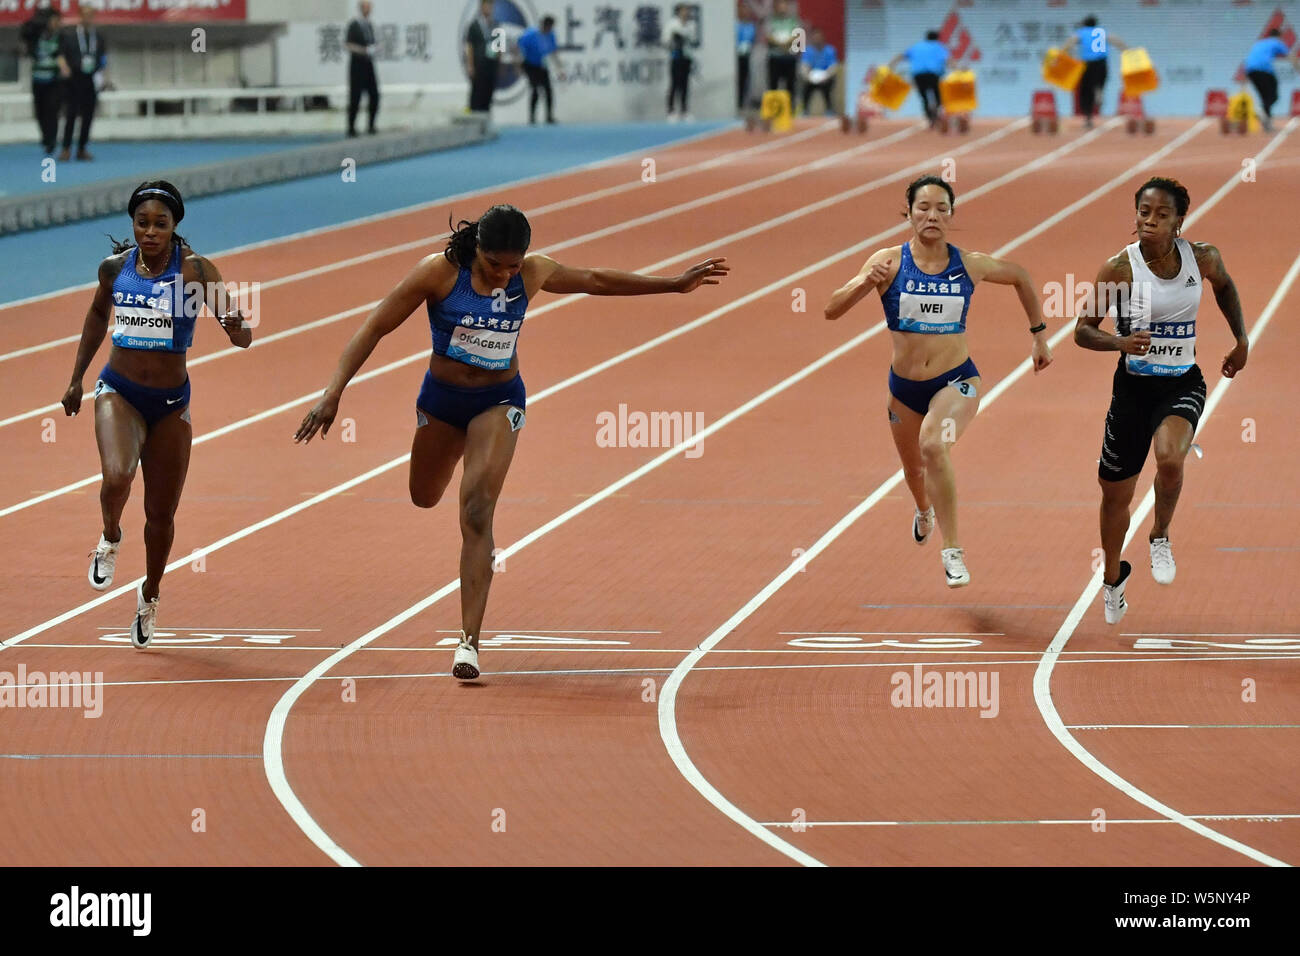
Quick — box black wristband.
[1028,322,1047,334]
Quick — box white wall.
[276,0,737,121]
[847,0,1300,118]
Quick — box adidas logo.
[1185,275,1197,286]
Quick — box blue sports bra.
[880,243,975,335]
[109,244,195,353]
[427,266,529,370]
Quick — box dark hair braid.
[444,204,532,267]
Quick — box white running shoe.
[452,632,480,681]
[1149,537,1176,584]
[88,532,120,591]
[130,584,158,649]
[941,548,970,588]
[913,506,935,545]
[1102,560,1131,625]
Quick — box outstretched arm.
[967,252,1052,371]
[61,258,117,417]
[530,254,728,296]
[1196,243,1248,377]
[295,253,449,442]
[824,248,893,321]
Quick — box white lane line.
[761,813,1300,827]
[779,631,1004,636]
[0,123,854,370]
[656,119,1207,869]
[1034,247,1300,869]
[0,122,758,316]
[1123,632,1300,637]
[1069,724,1300,730]
[0,123,1007,506]
[0,121,1066,639]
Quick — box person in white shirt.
[666,4,694,121]
[1074,177,1248,624]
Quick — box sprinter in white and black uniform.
[294,204,728,681]
[825,176,1052,588]
[60,181,253,646]
[1074,177,1249,624]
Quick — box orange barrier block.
[1121,47,1159,98]
[1042,48,1084,91]
[868,65,911,111]
[939,69,977,114]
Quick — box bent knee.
[101,469,136,498]
[459,492,497,535]
[410,485,445,510]
[918,433,950,463]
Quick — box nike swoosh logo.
[165,397,183,405]
[946,377,961,386]
[947,273,964,281]
[505,294,523,303]
[91,559,106,585]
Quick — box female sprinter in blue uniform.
[294,204,728,680]
[825,176,1052,587]
[1074,177,1248,624]
[60,181,253,646]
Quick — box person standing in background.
[465,0,499,114]
[57,3,107,162]
[800,26,839,116]
[345,0,379,137]
[765,0,801,99]
[518,15,564,125]
[28,9,64,156]
[666,4,694,122]
[890,30,948,128]
[736,3,756,111]
[1244,28,1300,132]
[1062,15,1127,130]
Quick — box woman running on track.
[293,204,728,681]
[1074,177,1248,624]
[824,175,1052,587]
[61,180,253,646]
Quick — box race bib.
[1125,319,1195,376]
[81,54,97,73]
[113,307,174,349]
[897,292,964,334]
[446,321,519,370]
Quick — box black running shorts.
[1098,361,1207,482]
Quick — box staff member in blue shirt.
[518,15,564,125]
[800,27,839,116]
[736,3,756,111]
[1062,15,1128,130]
[1244,28,1300,131]
[890,30,948,127]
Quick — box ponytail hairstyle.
[445,204,532,268]
[109,180,189,254]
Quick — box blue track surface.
[0,137,333,199]
[0,122,731,304]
